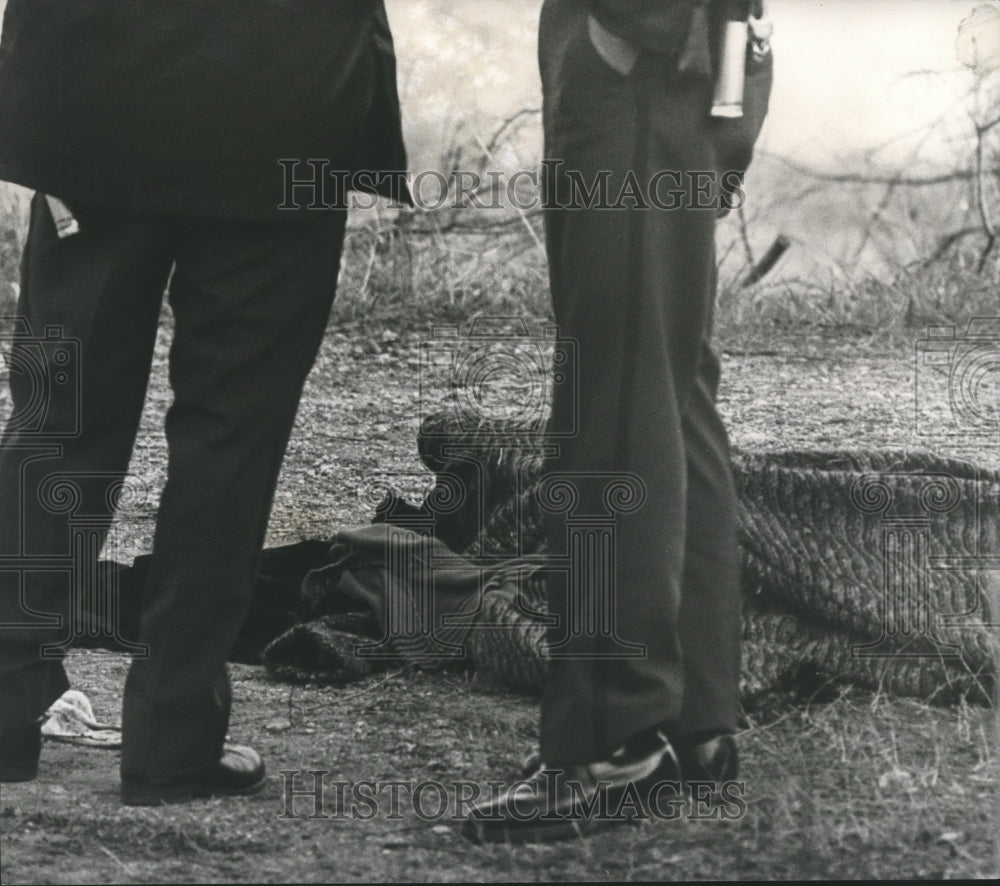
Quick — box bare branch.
[736,203,756,269]
[977,235,997,274]
[924,227,983,264]
[759,151,974,187]
[484,107,541,157]
[473,133,545,259]
[398,210,544,238]
[974,111,999,273]
[980,111,1000,134]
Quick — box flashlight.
[711,0,751,119]
[45,195,80,238]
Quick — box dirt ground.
[1,316,998,882]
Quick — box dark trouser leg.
[121,212,346,782]
[674,338,742,739]
[0,196,173,728]
[537,1,732,765]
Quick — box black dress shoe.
[121,744,266,806]
[672,733,739,803]
[463,728,681,844]
[0,721,42,783]
[673,733,738,782]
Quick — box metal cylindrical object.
[711,17,749,118]
[44,195,80,238]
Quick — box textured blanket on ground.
[260,413,999,707]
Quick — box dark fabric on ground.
[84,417,997,709]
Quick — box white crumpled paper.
[41,690,121,749]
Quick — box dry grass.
[0,654,996,882]
[0,183,28,315]
[1,177,999,883]
[335,209,551,326]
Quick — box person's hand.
[587,14,639,76]
[749,4,773,63]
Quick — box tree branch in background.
[973,112,999,272]
[483,107,541,157]
[759,151,976,188]
[736,203,756,270]
[925,226,983,265]
[851,115,945,266]
[753,65,1000,277]
[473,132,545,260]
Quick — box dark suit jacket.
[588,0,763,59]
[585,0,770,177]
[0,0,408,219]
[588,0,700,57]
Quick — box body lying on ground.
[85,413,997,710]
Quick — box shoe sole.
[121,774,267,806]
[464,741,682,845]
